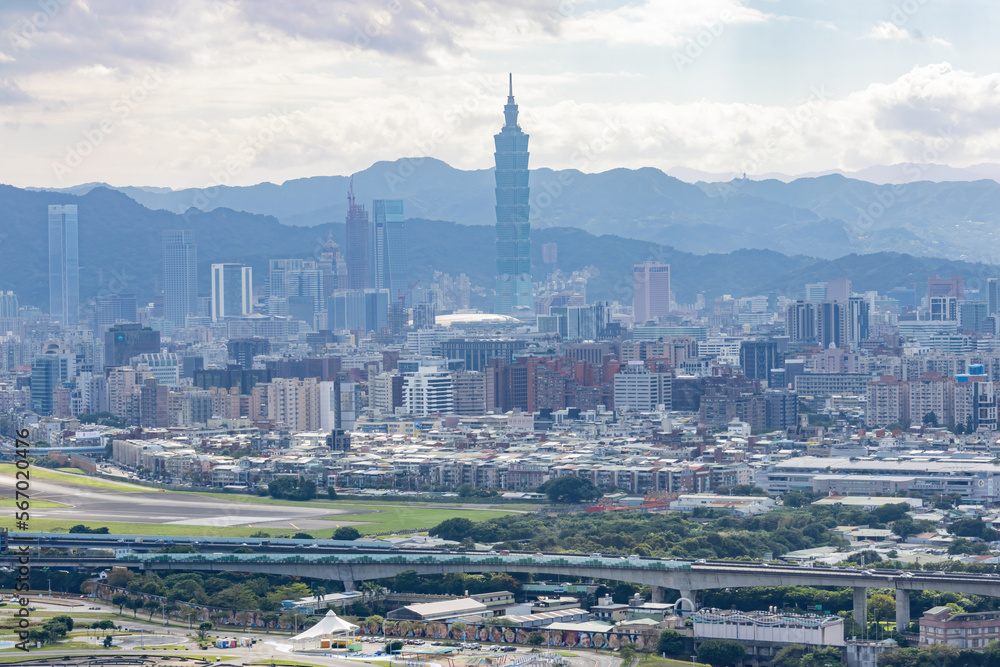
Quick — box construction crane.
[398,280,420,308]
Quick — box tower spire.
[509,72,513,98]
[348,175,355,208]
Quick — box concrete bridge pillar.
[651,586,666,604]
[343,579,356,592]
[895,589,910,632]
[678,589,698,612]
[853,587,867,624]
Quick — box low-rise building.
[920,606,1000,649]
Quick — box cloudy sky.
[1,0,998,188]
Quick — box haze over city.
[5,2,1000,667]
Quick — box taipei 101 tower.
[493,74,533,315]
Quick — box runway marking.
[290,523,300,529]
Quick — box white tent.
[291,610,360,651]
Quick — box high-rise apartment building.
[403,368,454,416]
[105,324,161,367]
[928,275,964,300]
[804,282,827,303]
[371,199,407,299]
[846,296,870,344]
[930,296,958,321]
[162,230,198,327]
[328,288,389,333]
[0,291,18,318]
[817,301,845,348]
[989,278,1000,317]
[739,340,784,386]
[92,294,137,336]
[825,278,852,302]
[48,204,79,325]
[210,263,253,321]
[785,301,817,342]
[613,361,671,412]
[494,75,532,315]
[633,261,671,324]
[345,179,369,290]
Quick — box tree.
[144,600,160,621]
[255,612,277,633]
[292,532,314,539]
[327,486,338,500]
[527,631,545,648]
[268,476,317,501]
[774,645,809,667]
[128,597,143,618]
[618,643,637,667]
[112,593,129,614]
[656,629,684,656]
[334,526,362,541]
[103,634,114,648]
[92,620,116,631]
[197,622,213,640]
[51,615,74,632]
[697,639,746,667]
[385,640,404,654]
[923,412,938,426]
[429,517,476,542]
[537,476,601,504]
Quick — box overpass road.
[5,547,1000,631]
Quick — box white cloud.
[563,0,773,47]
[860,20,950,47]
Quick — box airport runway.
[0,469,367,530]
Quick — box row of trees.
[878,641,1000,666]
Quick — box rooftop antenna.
[348,176,355,208]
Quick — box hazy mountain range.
[31,158,1000,263]
[3,183,999,313]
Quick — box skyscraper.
[633,261,671,324]
[210,263,253,321]
[494,74,532,315]
[345,178,369,290]
[371,199,407,298]
[48,204,79,325]
[92,293,138,336]
[162,230,198,327]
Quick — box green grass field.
[638,657,710,667]
[0,499,66,509]
[0,465,156,493]
[0,465,515,536]
[0,504,510,537]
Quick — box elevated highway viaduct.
[8,550,1000,630]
